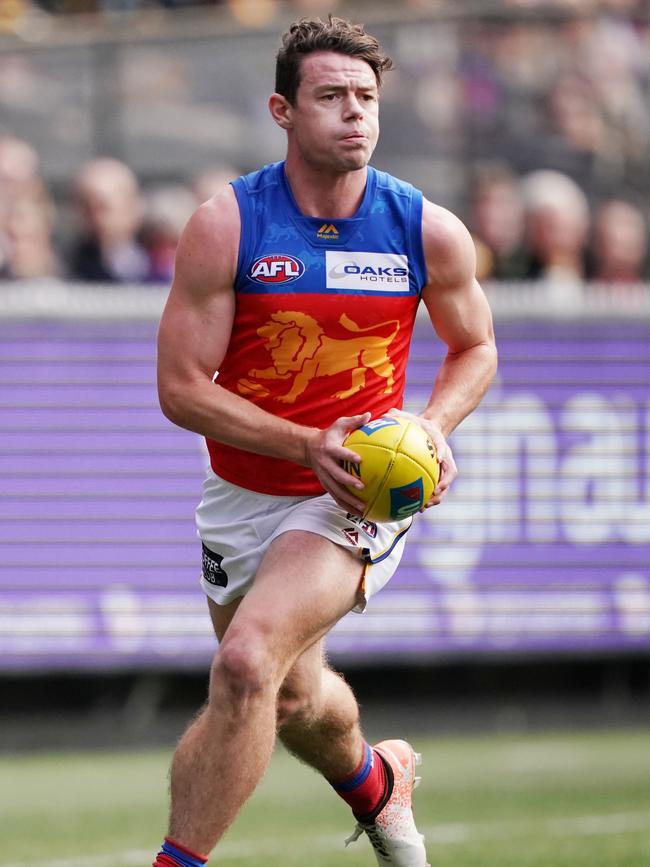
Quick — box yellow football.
[342,415,439,523]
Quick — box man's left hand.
[387,409,457,507]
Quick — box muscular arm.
[419,198,497,437]
[393,199,497,504]
[156,186,367,511]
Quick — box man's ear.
[268,93,293,130]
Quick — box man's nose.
[343,94,364,119]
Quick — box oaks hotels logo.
[325,251,409,291]
[249,254,305,284]
[317,223,339,240]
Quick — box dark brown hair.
[275,16,393,105]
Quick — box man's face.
[287,51,380,173]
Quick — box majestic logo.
[390,479,425,520]
[249,254,305,284]
[317,223,339,240]
[326,251,409,291]
[346,513,378,538]
[201,543,228,587]
[236,311,399,404]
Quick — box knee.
[210,634,275,705]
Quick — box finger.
[387,407,418,425]
[336,411,372,432]
[331,459,365,490]
[426,484,450,506]
[434,476,451,495]
[324,476,367,514]
[429,431,447,458]
[439,452,458,484]
[337,448,364,470]
[327,414,371,469]
[434,470,456,497]
[319,451,366,492]
[434,468,451,496]
[431,451,456,497]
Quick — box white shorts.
[195,470,412,613]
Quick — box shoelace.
[346,824,430,867]
[345,823,392,858]
[344,824,364,846]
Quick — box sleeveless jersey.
[208,161,428,495]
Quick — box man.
[154,16,496,867]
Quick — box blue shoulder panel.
[232,162,427,296]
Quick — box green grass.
[2,728,650,866]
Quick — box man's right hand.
[304,412,372,514]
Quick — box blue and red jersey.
[208,161,428,495]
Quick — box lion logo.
[237,311,400,403]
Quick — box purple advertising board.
[0,316,648,670]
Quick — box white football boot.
[344,739,430,867]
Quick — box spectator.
[0,135,42,198]
[140,183,196,284]
[521,169,591,286]
[588,199,649,284]
[468,163,529,281]
[0,135,60,279]
[69,157,149,283]
[0,190,60,278]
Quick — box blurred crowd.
[469,163,649,285]
[2,0,649,40]
[6,0,649,18]
[0,0,648,292]
[0,133,647,287]
[0,135,235,284]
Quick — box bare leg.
[166,531,364,854]
[168,665,278,847]
[209,597,367,782]
[276,646,366,781]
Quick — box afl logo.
[250,254,305,284]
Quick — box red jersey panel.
[209,291,420,494]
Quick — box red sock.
[330,742,391,821]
